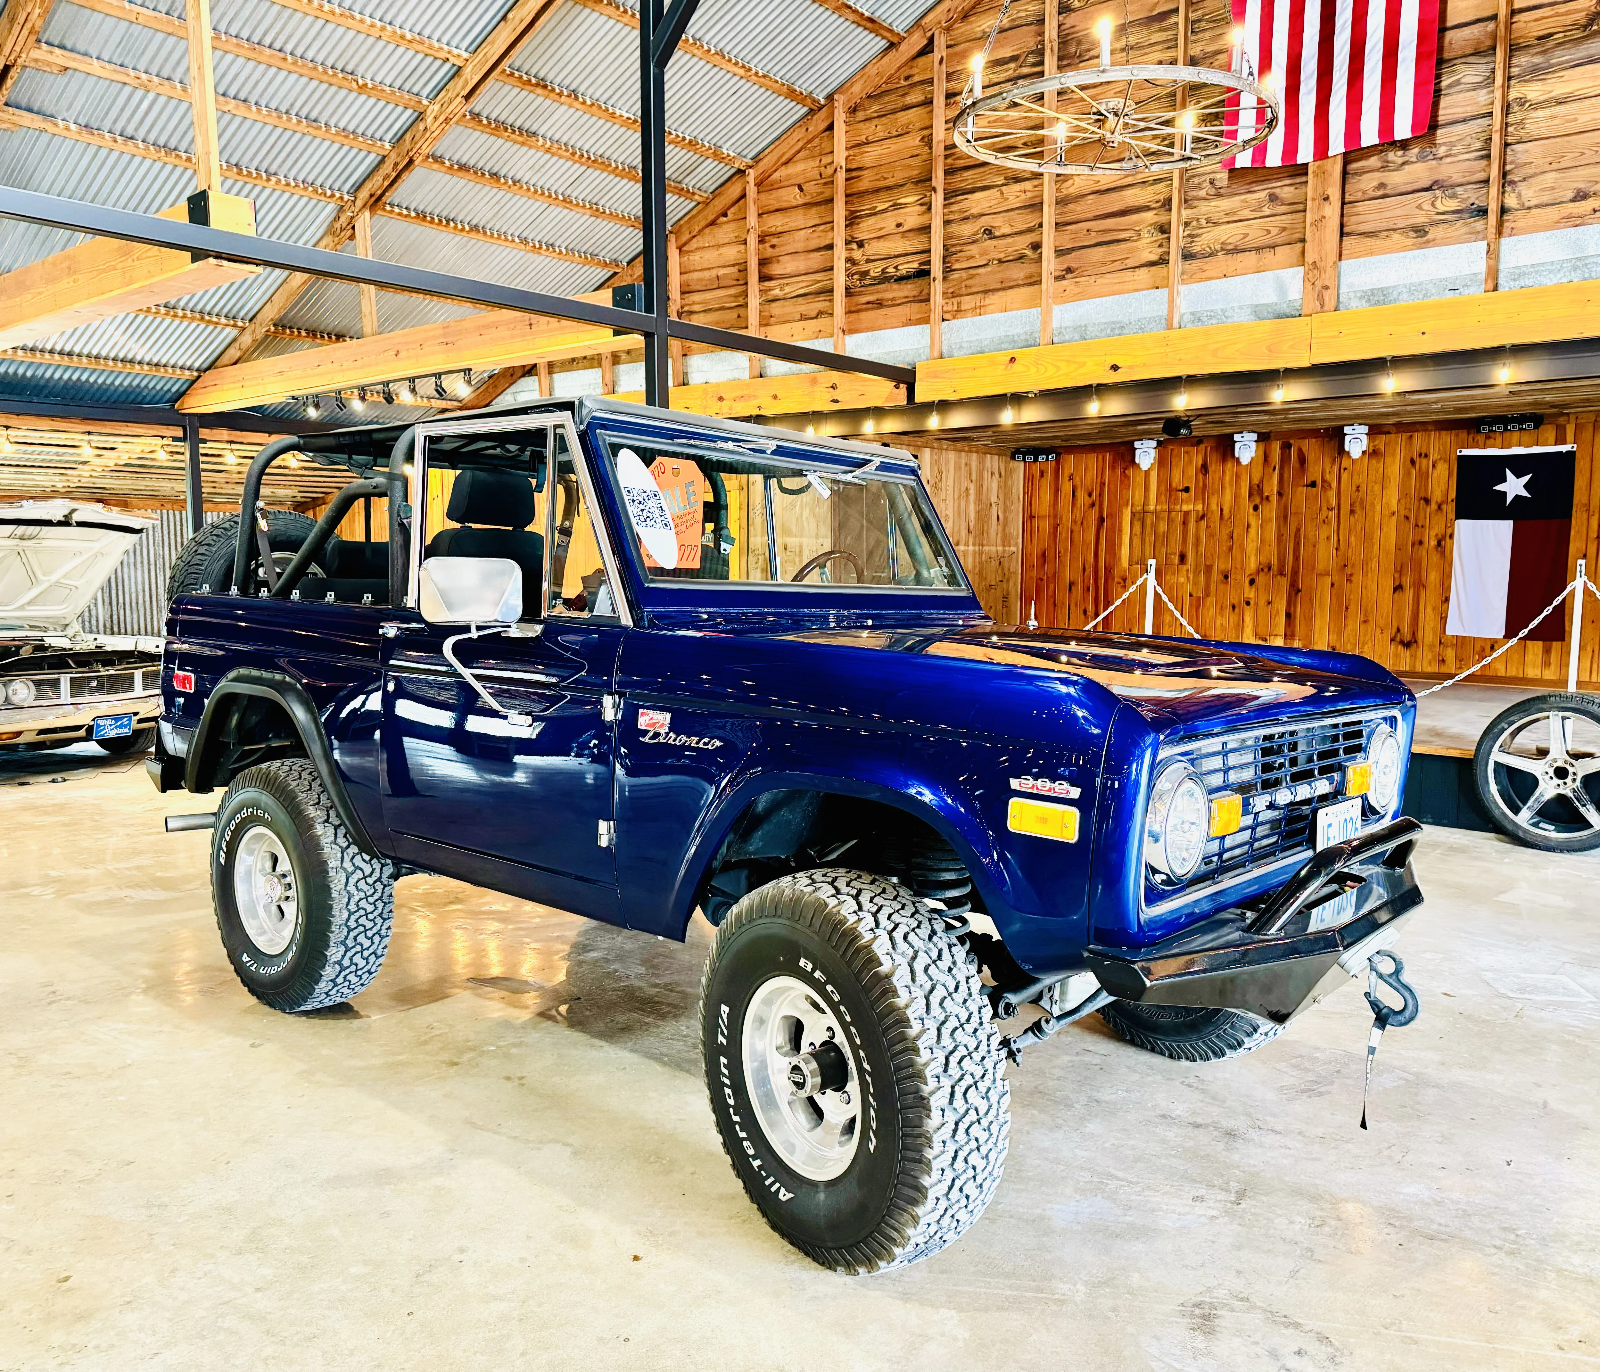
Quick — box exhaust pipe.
[164,812,216,833]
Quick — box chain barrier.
[1413,577,1580,698]
[1152,579,1202,638]
[1081,573,1149,631]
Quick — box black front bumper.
[1084,818,1424,1024]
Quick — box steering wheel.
[791,549,865,584]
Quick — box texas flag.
[1446,446,1576,641]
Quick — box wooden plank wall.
[651,0,1600,359]
[1020,412,1600,687]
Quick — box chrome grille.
[63,671,142,701]
[1157,709,1396,900]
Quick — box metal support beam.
[649,0,703,68]
[0,186,915,395]
[183,414,203,534]
[639,0,675,406]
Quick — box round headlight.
[1146,760,1209,883]
[1368,724,1402,812]
[5,678,36,706]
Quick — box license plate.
[1316,797,1362,851]
[93,714,134,740]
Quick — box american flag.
[1223,0,1441,169]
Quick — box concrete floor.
[2,747,1597,1370]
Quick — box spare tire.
[1473,691,1600,852]
[167,511,320,600]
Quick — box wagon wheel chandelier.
[954,0,1281,175]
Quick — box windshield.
[601,436,964,590]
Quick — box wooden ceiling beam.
[211,0,568,369]
[458,111,709,202]
[264,0,470,66]
[0,201,257,351]
[0,344,202,378]
[178,294,625,411]
[609,369,906,419]
[806,0,905,45]
[917,279,1600,402]
[570,0,823,110]
[497,69,749,169]
[68,0,430,110]
[0,0,56,100]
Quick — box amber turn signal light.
[1208,792,1242,837]
[1007,796,1079,843]
[1345,761,1373,797]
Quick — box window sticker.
[648,454,704,570]
[616,447,679,569]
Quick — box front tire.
[212,759,394,1012]
[700,868,1009,1273]
[1098,1000,1283,1062]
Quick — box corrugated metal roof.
[0,0,940,420]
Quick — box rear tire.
[700,868,1009,1273]
[212,758,393,1013]
[167,511,318,599]
[1098,1001,1282,1062]
[96,726,155,755]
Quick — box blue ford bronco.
[150,398,1423,1272]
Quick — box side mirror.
[418,556,523,625]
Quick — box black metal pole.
[182,415,203,536]
[640,0,671,407]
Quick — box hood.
[778,623,1407,733]
[0,501,153,634]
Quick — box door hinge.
[601,693,622,722]
[597,819,616,849]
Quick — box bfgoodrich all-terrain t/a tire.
[700,868,1010,1274]
[212,759,394,1013]
[1098,1000,1283,1062]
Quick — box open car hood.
[0,501,152,634]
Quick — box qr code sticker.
[623,483,673,532]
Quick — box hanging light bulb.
[1497,354,1512,384]
[1272,372,1285,403]
[1088,386,1100,415]
[1175,378,1188,409]
[805,415,816,435]
[929,405,940,428]
[0,429,10,455]
[1001,396,1014,424]
[864,411,875,433]
[1382,360,1397,393]
[287,454,300,468]
[225,452,238,464]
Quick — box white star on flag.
[1494,469,1532,504]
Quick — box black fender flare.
[186,667,379,857]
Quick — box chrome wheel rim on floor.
[1485,707,1600,842]
[233,824,299,955]
[741,974,861,1182]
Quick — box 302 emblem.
[1009,775,1080,798]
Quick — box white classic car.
[0,500,162,754]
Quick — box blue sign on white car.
[93,714,134,740]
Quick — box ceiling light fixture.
[1001,395,1014,424]
[1272,371,1285,403]
[1087,386,1100,415]
[1175,378,1188,409]
[1497,353,1512,384]
[1382,360,1397,393]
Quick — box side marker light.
[1007,796,1079,843]
[1208,792,1242,837]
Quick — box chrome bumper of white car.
[0,692,161,745]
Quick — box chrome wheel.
[740,974,861,1182]
[1482,704,1600,846]
[232,823,299,955]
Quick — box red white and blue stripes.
[1223,0,1440,168]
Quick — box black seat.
[425,469,545,606]
[299,538,389,604]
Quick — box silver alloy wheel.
[1485,708,1600,840]
[741,974,861,1182]
[233,823,299,955]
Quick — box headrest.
[446,469,537,530]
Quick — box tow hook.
[1358,949,1420,1130]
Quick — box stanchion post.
[1570,557,1586,693]
[1143,559,1156,635]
